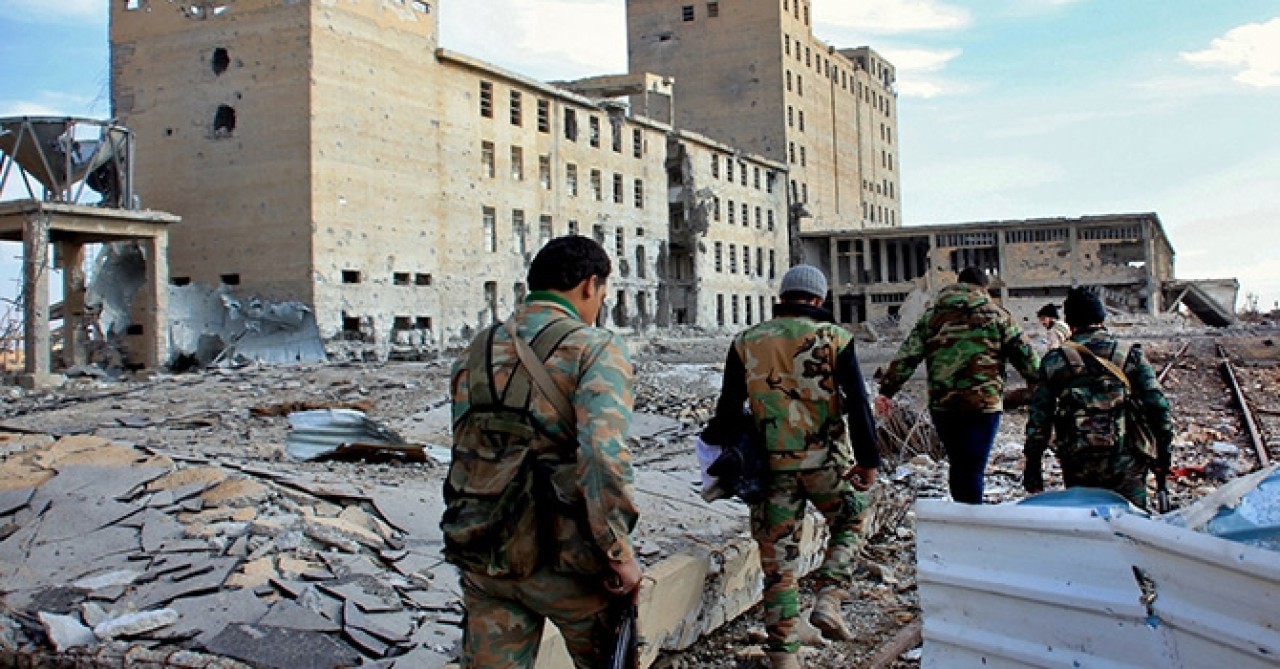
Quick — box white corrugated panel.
[917,496,1280,668]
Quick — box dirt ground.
[2,323,1276,668]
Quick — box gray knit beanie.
[779,265,828,299]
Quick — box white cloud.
[870,47,970,98]
[1181,17,1280,89]
[1,0,102,23]
[815,0,971,34]
[440,0,626,81]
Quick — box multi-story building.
[109,0,791,352]
[626,0,901,234]
[801,213,1182,326]
[666,132,788,328]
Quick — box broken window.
[479,81,493,118]
[415,273,432,286]
[1079,225,1141,241]
[726,159,734,182]
[509,90,522,126]
[593,224,605,245]
[714,242,723,272]
[612,123,622,153]
[710,154,719,179]
[615,229,626,266]
[394,272,411,286]
[483,206,496,252]
[682,5,694,21]
[512,210,527,255]
[707,2,719,17]
[484,282,498,321]
[743,245,751,275]
[755,206,762,229]
[742,202,749,226]
[1005,228,1069,244]
[567,163,579,196]
[589,116,601,148]
[342,270,361,284]
[798,110,805,132]
[394,316,413,330]
[728,199,735,225]
[731,295,740,324]
[612,173,623,204]
[539,215,553,247]
[539,155,551,190]
[754,167,761,190]
[537,98,550,133]
[171,276,191,286]
[769,250,776,278]
[633,178,644,209]
[510,146,523,180]
[416,316,432,330]
[564,108,578,140]
[221,273,240,286]
[212,48,230,76]
[568,220,578,235]
[480,141,495,177]
[342,315,361,336]
[633,128,643,158]
[717,294,725,326]
[636,245,647,279]
[729,245,737,274]
[591,169,602,201]
[756,248,764,276]
[213,105,236,137]
[740,161,747,186]
[713,197,721,221]
[745,297,753,325]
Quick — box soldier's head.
[1064,287,1107,331]
[1037,303,1060,329]
[957,267,990,290]
[528,235,612,323]
[779,264,828,305]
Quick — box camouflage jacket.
[879,283,1040,413]
[707,302,879,472]
[449,294,638,567]
[1025,327,1174,463]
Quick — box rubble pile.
[0,435,459,668]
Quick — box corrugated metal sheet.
[917,494,1279,668]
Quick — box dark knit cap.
[1064,287,1106,327]
[1036,303,1060,319]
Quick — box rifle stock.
[606,591,640,669]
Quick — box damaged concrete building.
[109,0,825,353]
[799,213,1237,327]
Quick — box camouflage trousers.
[459,567,616,668]
[1060,449,1150,508]
[750,465,868,653]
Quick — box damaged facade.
[800,213,1188,326]
[107,0,902,353]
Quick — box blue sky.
[2,0,1278,312]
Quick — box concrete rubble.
[0,324,1277,668]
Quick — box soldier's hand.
[873,395,894,417]
[846,465,877,491]
[605,556,642,597]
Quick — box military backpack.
[441,317,595,579]
[1055,342,1158,463]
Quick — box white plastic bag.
[696,435,729,501]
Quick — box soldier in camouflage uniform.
[706,265,879,669]
[875,268,1040,504]
[443,236,640,668]
[1023,287,1174,507]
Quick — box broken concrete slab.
[165,589,270,646]
[0,486,34,516]
[258,600,342,633]
[204,623,362,669]
[318,574,402,613]
[93,608,179,639]
[285,409,408,462]
[38,611,96,652]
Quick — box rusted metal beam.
[867,619,923,668]
[1218,344,1269,467]
[1158,340,1191,385]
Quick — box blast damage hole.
[220,273,240,286]
[212,47,230,76]
[213,105,236,137]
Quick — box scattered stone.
[93,608,179,639]
[39,612,96,652]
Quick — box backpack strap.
[1064,341,1132,391]
[504,317,583,433]
[465,324,502,408]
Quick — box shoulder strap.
[466,325,501,407]
[504,318,581,431]
[1064,341,1131,391]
